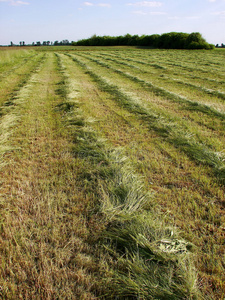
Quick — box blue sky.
[0,0,225,45]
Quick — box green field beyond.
[0,47,224,299]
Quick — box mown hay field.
[0,47,224,299]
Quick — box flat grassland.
[0,47,224,299]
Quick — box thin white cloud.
[83,2,111,8]
[168,16,180,20]
[208,0,216,2]
[149,11,166,15]
[12,0,29,5]
[186,16,201,20]
[97,3,111,7]
[132,10,147,15]
[83,2,94,6]
[212,10,225,16]
[0,0,29,5]
[132,10,165,15]
[127,1,162,7]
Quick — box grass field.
[0,47,224,299]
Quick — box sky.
[0,0,225,45]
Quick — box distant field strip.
[118,50,225,80]
[70,53,225,134]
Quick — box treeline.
[72,32,215,50]
[9,40,72,47]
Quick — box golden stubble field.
[0,46,224,299]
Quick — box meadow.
[0,46,224,299]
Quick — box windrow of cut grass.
[98,50,225,92]
[0,53,46,169]
[54,52,201,299]
[1,52,106,299]
[0,50,36,81]
[0,49,199,299]
[59,52,225,299]
[78,52,225,122]
[92,52,225,101]
[119,50,225,81]
[0,52,45,107]
[1,47,224,299]
[66,53,225,184]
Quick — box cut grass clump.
[55,80,68,99]
[71,121,200,299]
[97,150,199,299]
[57,53,201,299]
[55,101,76,112]
[106,157,198,298]
[104,254,198,300]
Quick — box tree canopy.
[72,32,214,50]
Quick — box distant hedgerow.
[72,32,215,50]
